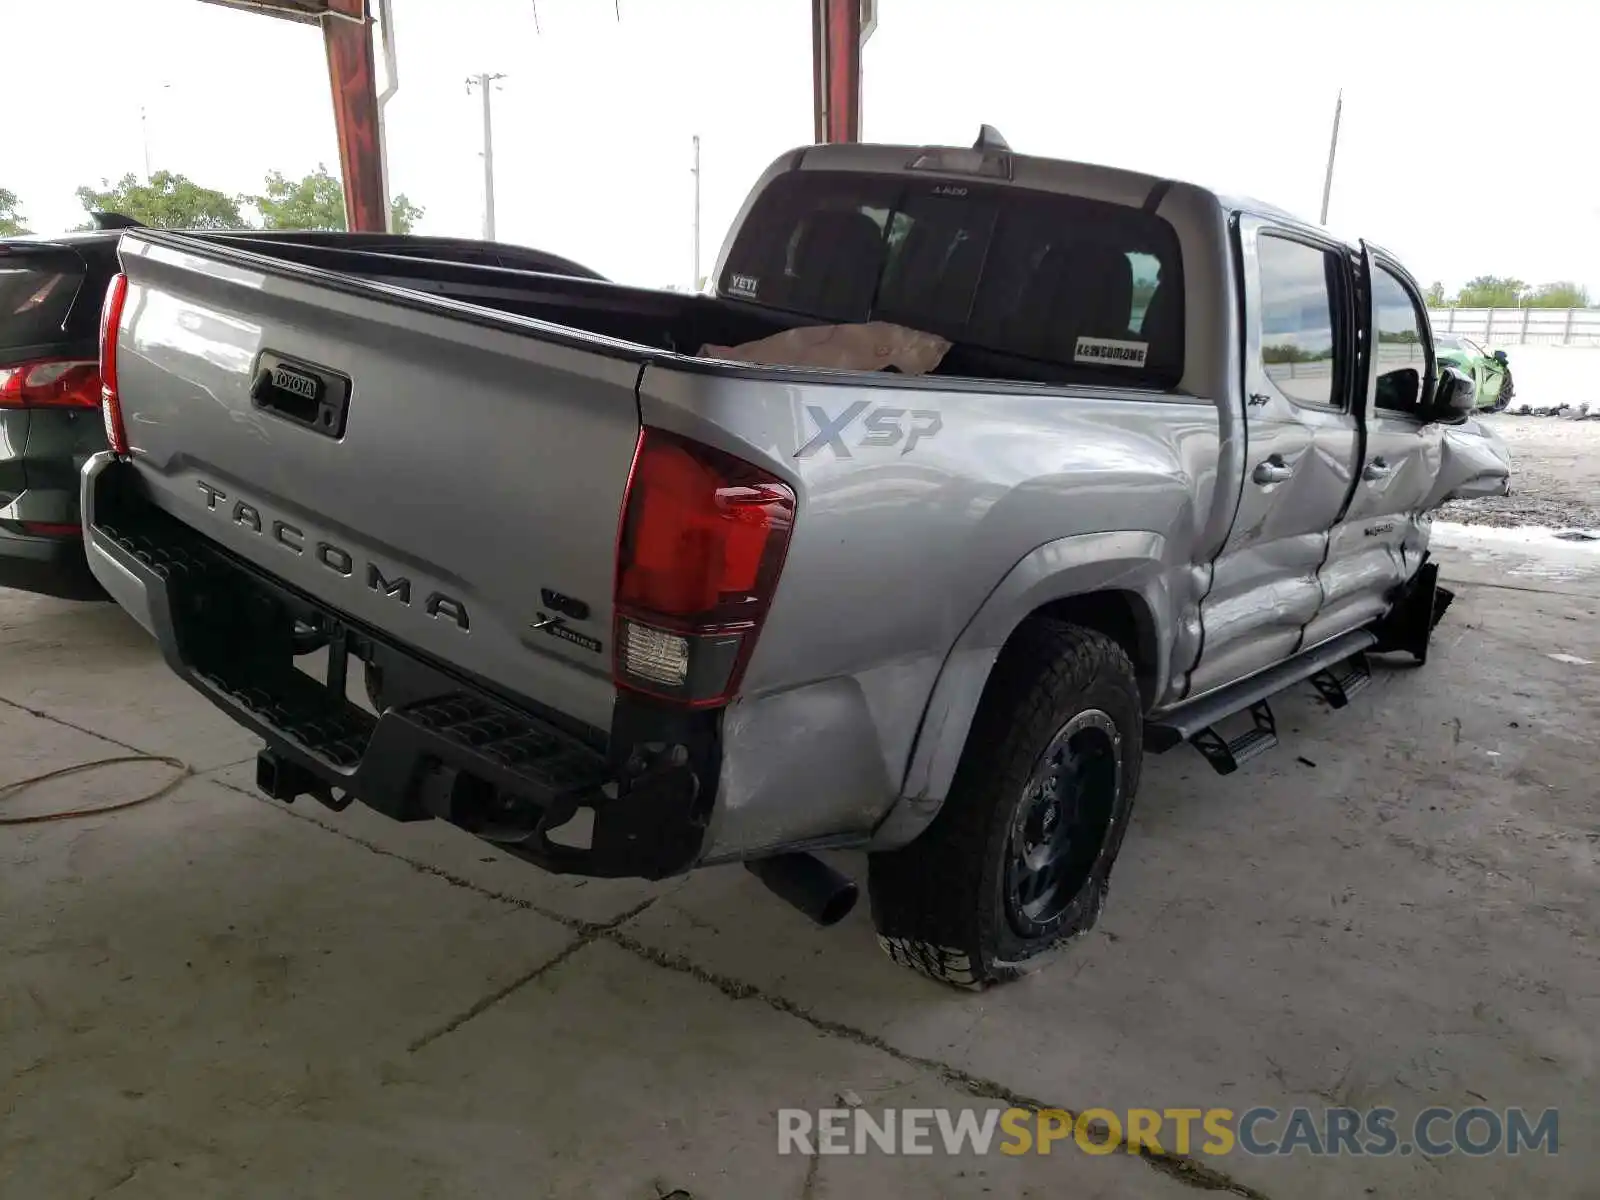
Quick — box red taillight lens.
[19,522,82,538]
[0,360,102,410]
[98,272,130,455]
[613,428,795,707]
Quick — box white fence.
[1427,308,1600,347]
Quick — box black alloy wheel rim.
[1005,709,1120,937]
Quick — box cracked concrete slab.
[2,773,576,1200]
[204,758,671,927]
[618,580,1600,1200]
[0,594,261,771]
[3,559,1597,1198]
[0,696,145,792]
[361,938,1196,1199]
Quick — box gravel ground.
[1438,414,1600,529]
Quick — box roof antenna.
[974,125,1010,151]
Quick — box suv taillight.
[613,428,795,708]
[98,272,130,455]
[0,360,102,410]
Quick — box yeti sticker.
[729,273,761,299]
[1074,337,1149,368]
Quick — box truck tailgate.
[111,233,645,732]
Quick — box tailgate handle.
[250,352,351,439]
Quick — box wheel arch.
[871,530,1173,850]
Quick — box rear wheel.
[1490,368,1514,413]
[868,621,1141,988]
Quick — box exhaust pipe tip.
[745,852,859,927]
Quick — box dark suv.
[1,218,607,601]
[0,227,123,599]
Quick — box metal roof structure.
[197,0,871,232]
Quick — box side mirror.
[1431,365,1476,423]
[1492,349,1508,364]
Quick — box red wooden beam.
[322,0,387,231]
[812,0,862,143]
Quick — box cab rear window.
[719,171,1184,389]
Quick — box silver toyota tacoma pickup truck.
[82,131,1510,987]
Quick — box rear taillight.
[0,360,102,410]
[98,272,130,455]
[19,522,82,538]
[613,427,796,708]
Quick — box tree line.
[0,167,422,236]
[1424,276,1592,309]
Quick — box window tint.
[1372,266,1428,414]
[875,190,997,330]
[1256,234,1340,407]
[719,171,1184,388]
[0,254,85,352]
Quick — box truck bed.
[182,230,809,362]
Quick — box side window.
[1256,234,1341,408]
[1372,266,1429,414]
[1128,252,1162,331]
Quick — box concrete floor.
[3,542,1597,1199]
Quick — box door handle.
[1252,455,1294,485]
[1363,456,1393,481]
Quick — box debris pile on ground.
[1438,416,1600,529]
[1505,400,1600,419]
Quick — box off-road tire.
[1490,369,1514,413]
[868,621,1142,989]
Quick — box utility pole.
[691,135,702,290]
[466,72,507,240]
[140,82,170,179]
[1319,89,1343,227]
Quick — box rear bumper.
[0,526,106,601]
[82,454,711,880]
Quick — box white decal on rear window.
[729,273,761,298]
[1074,336,1149,367]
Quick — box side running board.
[1145,629,1378,775]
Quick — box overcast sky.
[9,0,1598,295]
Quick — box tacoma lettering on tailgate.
[194,481,470,631]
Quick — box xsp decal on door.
[797,401,944,458]
[1074,337,1149,367]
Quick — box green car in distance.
[1434,333,1514,412]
